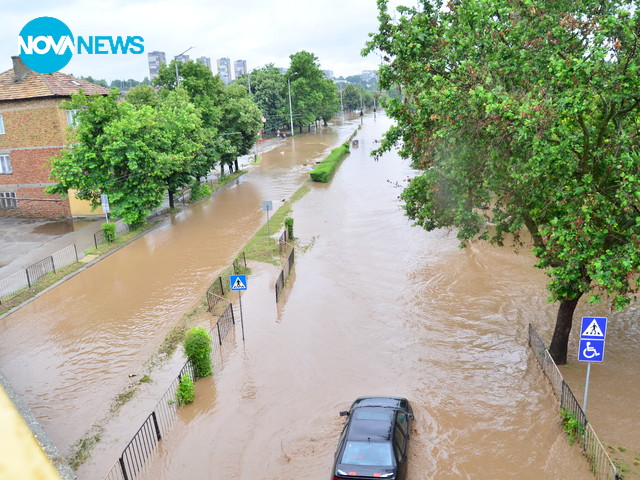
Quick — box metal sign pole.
[239,290,245,342]
[583,362,592,415]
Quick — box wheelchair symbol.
[582,342,601,359]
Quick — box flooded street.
[0,118,356,455]
[1,112,637,479]
[139,113,625,479]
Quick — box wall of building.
[0,98,74,218]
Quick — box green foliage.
[48,89,205,226]
[175,373,195,406]
[285,217,294,240]
[102,222,116,243]
[288,51,340,128]
[310,143,350,183]
[183,327,213,379]
[189,181,212,201]
[365,0,640,362]
[560,408,585,445]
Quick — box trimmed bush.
[175,374,195,406]
[183,327,213,379]
[309,142,350,183]
[102,222,116,243]
[285,217,294,240]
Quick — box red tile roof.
[0,65,110,102]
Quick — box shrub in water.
[285,217,294,240]
[175,373,195,406]
[183,327,213,379]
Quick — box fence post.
[73,244,78,261]
[25,268,31,288]
[50,255,56,274]
[229,302,235,325]
[94,233,98,250]
[151,411,162,441]
[217,321,223,345]
[119,456,130,480]
[219,276,224,296]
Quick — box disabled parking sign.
[578,317,607,362]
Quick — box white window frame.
[0,192,17,210]
[67,109,79,127]
[0,114,4,134]
[0,154,11,174]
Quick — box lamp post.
[174,46,194,86]
[288,78,294,136]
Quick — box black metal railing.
[103,302,235,480]
[0,244,78,304]
[528,324,618,480]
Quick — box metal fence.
[275,246,295,302]
[0,244,78,303]
[94,220,130,248]
[103,302,236,480]
[206,253,247,311]
[527,324,619,480]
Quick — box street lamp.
[288,78,294,136]
[174,46,194,86]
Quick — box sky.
[1,0,407,82]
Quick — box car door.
[393,412,409,479]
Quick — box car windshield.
[340,441,394,467]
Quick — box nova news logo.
[18,16,144,74]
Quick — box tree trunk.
[548,296,581,365]
[168,189,175,209]
[220,163,225,176]
[234,158,239,172]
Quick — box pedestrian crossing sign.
[230,274,247,291]
[580,317,607,339]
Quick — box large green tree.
[218,82,264,173]
[288,51,340,131]
[154,60,225,176]
[365,0,640,364]
[237,65,288,132]
[48,89,203,225]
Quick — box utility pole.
[174,46,194,86]
[288,78,294,136]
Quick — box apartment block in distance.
[217,57,232,84]
[0,56,110,218]
[148,50,166,79]
[234,60,247,80]
[197,56,212,71]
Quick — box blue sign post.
[230,275,247,341]
[578,317,607,414]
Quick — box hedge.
[309,142,351,183]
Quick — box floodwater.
[0,119,355,456]
[1,112,637,479]
[137,113,634,480]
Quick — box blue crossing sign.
[230,274,247,291]
[578,316,607,362]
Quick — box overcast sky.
[2,0,407,82]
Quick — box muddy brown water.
[1,113,637,479]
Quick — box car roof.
[347,407,395,442]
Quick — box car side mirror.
[339,410,350,417]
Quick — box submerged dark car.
[332,396,413,480]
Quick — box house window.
[0,154,11,174]
[0,114,4,134]
[0,192,17,210]
[67,109,79,127]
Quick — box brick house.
[0,56,110,218]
